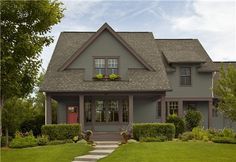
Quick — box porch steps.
[72,141,119,162]
[91,132,121,141]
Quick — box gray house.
[40,23,236,132]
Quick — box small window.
[68,106,77,113]
[94,57,119,76]
[180,67,191,86]
[95,100,105,122]
[107,100,119,122]
[95,58,105,75]
[167,101,178,115]
[107,58,118,75]
[85,100,92,122]
[157,101,161,118]
[122,99,129,122]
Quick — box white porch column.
[129,95,134,125]
[79,95,84,131]
[208,99,213,128]
[45,93,52,124]
[161,95,166,122]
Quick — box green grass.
[99,141,236,162]
[1,143,92,162]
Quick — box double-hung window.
[95,58,106,75]
[180,67,191,86]
[94,57,119,76]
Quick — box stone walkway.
[72,141,119,162]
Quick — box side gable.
[59,23,155,71]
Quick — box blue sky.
[41,0,236,69]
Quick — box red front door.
[67,106,78,124]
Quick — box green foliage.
[166,114,185,137]
[133,123,175,141]
[109,73,120,80]
[192,127,209,141]
[140,136,167,142]
[0,0,64,99]
[41,124,81,140]
[214,65,236,121]
[2,97,36,137]
[185,110,202,131]
[47,140,66,145]
[37,135,49,146]
[179,132,194,141]
[96,73,104,79]
[1,136,12,147]
[212,137,236,144]
[9,131,37,148]
[20,115,44,136]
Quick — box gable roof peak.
[59,23,155,71]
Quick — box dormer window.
[94,57,119,76]
[180,67,191,86]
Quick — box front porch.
[44,92,166,132]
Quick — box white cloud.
[169,0,236,61]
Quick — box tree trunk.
[0,96,4,137]
[5,128,9,147]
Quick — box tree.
[0,0,64,100]
[0,0,64,138]
[2,97,36,146]
[214,65,236,121]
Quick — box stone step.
[72,161,96,162]
[94,145,119,150]
[74,154,107,161]
[95,141,119,145]
[89,149,114,155]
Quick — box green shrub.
[166,114,185,137]
[9,131,37,148]
[140,136,167,142]
[48,140,66,145]
[192,127,209,141]
[20,115,44,136]
[37,135,49,146]
[133,123,175,141]
[212,137,236,144]
[179,132,194,141]
[41,124,81,140]
[221,128,235,138]
[185,110,202,131]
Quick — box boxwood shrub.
[133,123,175,141]
[41,124,81,140]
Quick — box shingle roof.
[156,39,217,72]
[40,24,171,92]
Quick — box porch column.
[161,95,166,122]
[208,99,213,128]
[79,95,84,131]
[45,93,52,124]
[178,100,184,117]
[129,95,133,125]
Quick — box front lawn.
[1,143,92,162]
[99,141,236,162]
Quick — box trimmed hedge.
[133,123,175,141]
[41,124,81,140]
[212,137,236,144]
